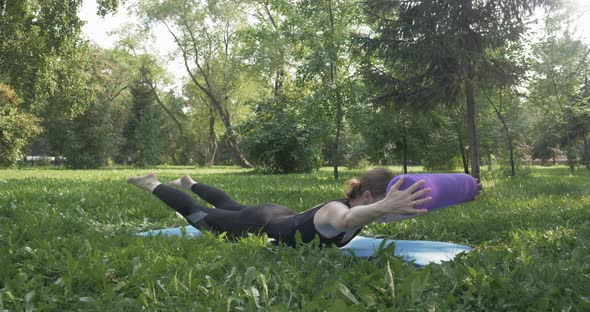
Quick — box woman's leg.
[128,174,210,229]
[128,174,258,235]
[151,184,211,229]
[170,175,247,211]
[152,184,267,236]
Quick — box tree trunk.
[333,91,342,180]
[402,134,408,174]
[485,90,515,176]
[208,97,251,167]
[486,147,492,172]
[328,0,341,180]
[459,139,469,174]
[274,69,284,97]
[497,115,515,176]
[508,139,515,176]
[567,148,575,172]
[465,65,480,179]
[147,81,191,164]
[198,92,251,168]
[186,71,251,168]
[585,137,589,170]
[585,73,589,170]
[171,151,178,165]
[208,106,217,166]
[210,96,250,168]
[226,136,250,168]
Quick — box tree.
[42,47,134,168]
[182,82,223,166]
[129,82,167,166]
[291,0,362,179]
[48,100,123,169]
[137,0,257,168]
[239,0,295,98]
[0,84,41,167]
[481,85,532,176]
[528,14,590,172]
[114,23,197,165]
[482,88,517,176]
[359,0,554,179]
[0,1,124,164]
[0,0,122,112]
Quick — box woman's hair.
[345,167,395,201]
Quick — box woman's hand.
[379,177,432,216]
[315,177,432,232]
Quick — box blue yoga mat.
[136,226,473,266]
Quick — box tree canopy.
[0,0,588,174]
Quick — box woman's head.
[345,167,394,205]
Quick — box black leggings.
[152,183,296,238]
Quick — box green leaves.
[0,84,41,167]
[240,95,324,173]
[527,21,590,170]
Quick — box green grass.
[1,166,589,311]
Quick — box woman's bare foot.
[127,173,161,192]
[169,177,183,188]
[170,175,197,190]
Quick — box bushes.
[240,96,323,173]
[0,84,41,167]
[46,101,122,169]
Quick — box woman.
[128,168,432,248]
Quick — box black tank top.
[282,199,363,248]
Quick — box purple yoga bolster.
[377,173,478,223]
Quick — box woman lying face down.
[128,168,432,247]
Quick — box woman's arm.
[314,177,432,235]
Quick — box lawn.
[1,166,589,311]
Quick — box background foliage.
[0,84,41,167]
[1,0,588,174]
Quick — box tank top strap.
[294,198,357,247]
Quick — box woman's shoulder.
[299,199,350,215]
[317,198,350,208]
[315,199,350,212]
[328,198,350,207]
